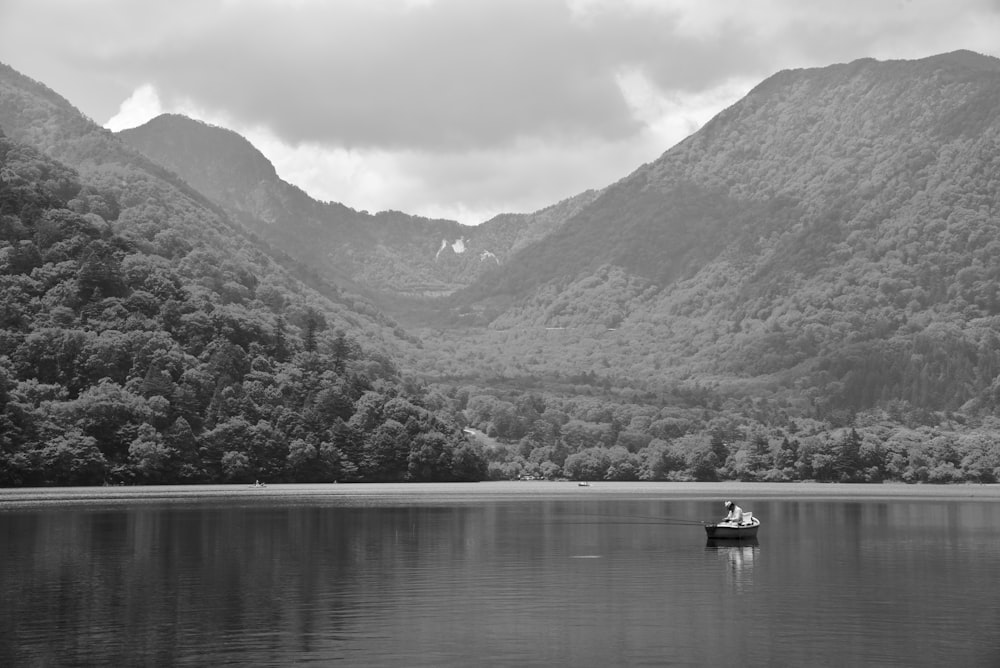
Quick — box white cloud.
[104,84,163,132]
[103,83,649,225]
[615,69,756,153]
[74,0,1000,226]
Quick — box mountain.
[0,62,486,486]
[413,51,1000,415]
[112,52,1000,419]
[465,51,1000,298]
[118,115,596,301]
[5,51,1000,488]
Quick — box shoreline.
[3,480,1000,509]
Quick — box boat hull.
[704,517,760,539]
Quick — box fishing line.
[571,512,706,526]
[562,520,692,526]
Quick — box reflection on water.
[2,488,1000,667]
[706,538,758,593]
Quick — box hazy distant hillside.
[119,115,591,299]
[474,188,602,256]
[424,51,1000,416]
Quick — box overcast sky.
[3,1,999,224]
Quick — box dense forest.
[401,52,1000,484]
[433,53,1000,413]
[4,52,1000,486]
[0,130,484,486]
[444,382,1000,484]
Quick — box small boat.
[704,514,760,540]
[578,481,590,487]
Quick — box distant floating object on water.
[249,480,267,489]
[578,481,591,487]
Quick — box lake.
[2,482,1000,667]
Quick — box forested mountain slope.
[4,51,1000,489]
[0,63,485,486]
[119,115,594,300]
[463,51,1000,298]
[430,51,1000,416]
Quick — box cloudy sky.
[2,1,999,224]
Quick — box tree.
[318,441,355,481]
[77,239,125,301]
[638,439,684,481]
[301,306,325,353]
[604,446,639,480]
[38,429,107,485]
[363,419,410,481]
[775,436,800,472]
[449,439,488,481]
[164,416,202,481]
[286,438,318,480]
[221,450,251,481]
[835,428,864,482]
[680,435,720,482]
[407,431,450,481]
[331,331,351,373]
[563,447,610,481]
[128,423,173,483]
[52,379,150,464]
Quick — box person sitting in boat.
[723,501,744,524]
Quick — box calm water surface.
[2,482,1000,667]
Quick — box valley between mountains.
[3,50,1000,485]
